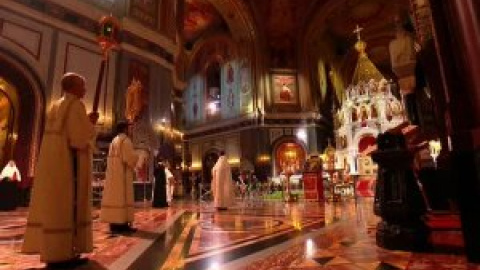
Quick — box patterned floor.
[0,203,177,269]
[0,198,478,270]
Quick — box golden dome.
[354,39,367,56]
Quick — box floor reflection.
[0,198,474,270]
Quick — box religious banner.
[239,59,253,114]
[271,72,298,105]
[221,61,240,119]
[129,0,158,28]
[185,75,204,125]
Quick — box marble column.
[429,0,480,263]
[389,25,419,124]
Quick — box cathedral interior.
[0,0,480,269]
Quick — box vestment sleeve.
[121,138,139,169]
[66,100,96,149]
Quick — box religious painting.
[129,0,158,28]
[128,59,149,103]
[272,73,298,105]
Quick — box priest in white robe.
[100,122,140,233]
[22,72,97,267]
[211,151,235,210]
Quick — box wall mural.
[183,0,225,44]
[185,58,253,125]
[128,59,149,104]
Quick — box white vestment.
[100,134,139,224]
[211,156,235,208]
[22,93,96,262]
[165,167,174,203]
[0,163,21,181]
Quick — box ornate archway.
[0,50,45,188]
[272,137,307,176]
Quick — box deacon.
[100,122,142,234]
[22,72,98,268]
[211,151,235,210]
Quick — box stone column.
[389,26,419,124]
[429,0,480,263]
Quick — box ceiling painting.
[183,0,226,44]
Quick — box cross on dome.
[353,24,363,41]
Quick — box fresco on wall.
[128,59,149,111]
[239,59,253,114]
[128,59,149,103]
[183,0,225,44]
[186,58,253,124]
[130,0,158,28]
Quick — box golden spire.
[351,25,384,84]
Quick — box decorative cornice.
[185,115,328,140]
[8,0,174,64]
[185,119,256,140]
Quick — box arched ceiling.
[183,0,228,46]
[305,0,411,79]
[182,0,411,76]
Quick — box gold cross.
[353,24,363,40]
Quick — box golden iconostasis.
[275,141,306,175]
[0,78,19,167]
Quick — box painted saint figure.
[279,83,293,101]
[125,78,143,123]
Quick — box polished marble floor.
[0,198,477,270]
